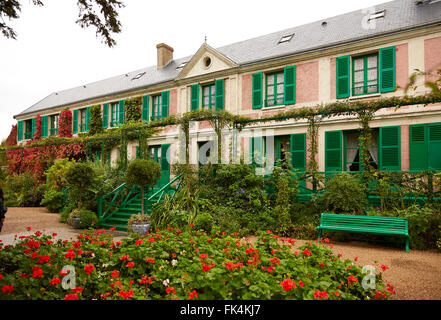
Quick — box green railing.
[292,170,441,206]
[61,187,70,210]
[147,174,183,206]
[98,183,142,222]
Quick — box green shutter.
[41,116,48,138]
[290,133,306,171]
[142,95,149,123]
[252,72,263,109]
[31,118,36,139]
[118,100,125,125]
[103,103,109,129]
[85,107,90,131]
[73,109,78,134]
[379,46,396,93]
[161,91,169,119]
[191,84,199,111]
[336,55,350,99]
[215,79,225,111]
[17,120,23,141]
[379,126,400,171]
[428,123,441,170]
[325,130,342,172]
[249,136,264,167]
[409,124,427,170]
[284,65,296,105]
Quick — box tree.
[125,159,161,215]
[0,0,125,47]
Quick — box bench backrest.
[320,213,408,232]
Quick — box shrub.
[45,158,76,192]
[320,173,367,214]
[64,162,98,209]
[67,208,98,229]
[40,189,63,213]
[125,97,142,122]
[3,173,46,207]
[193,211,214,233]
[125,159,161,214]
[0,228,395,300]
[367,205,441,250]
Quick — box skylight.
[131,72,146,80]
[278,33,294,44]
[176,61,188,69]
[369,10,385,20]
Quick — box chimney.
[156,43,174,69]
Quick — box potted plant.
[67,209,82,229]
[127,213,151,236]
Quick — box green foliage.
[0,228,394,300]
[125,97,142,122]
[3,173,46,207]
[320,173,367,214]
[367,205,441,250]
[40,189,63,213]
[125,159,161,188]
[67,208,98,229]
[64,162,99,210]
[88,105,103,136]
[45,158,76,192]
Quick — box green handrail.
[147,174,182,203]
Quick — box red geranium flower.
[38,255,50,264]
[188,290,198,299]
[32,266,43,278]
[381,264,389,271]
[280,279,296,291]
[1,285,14,294]
[64,294,79,300]
[126,262,135,268]
[135,239,143,245]
[50,278,61,286]
[302,248,311,257]
[112,270,119,278]
[166,286,176,295]
[145,258,155,263]
[84,264,95,275]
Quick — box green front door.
[149,144,170,188]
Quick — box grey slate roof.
[15,0,441,118]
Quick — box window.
[278,33,294,44]
[368,10,385,20]
[50,114,59,136]
[265,71,285,107]
[131,72,146,80]
[352,54,379,96]
[80,108,87,132]
[110,102,119,127]
[202,84,215,110]
[343,130,378,172]
[336,46,395,99]
[151,95,161,121]
[24,119,33,140]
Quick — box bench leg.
[405,237,409,253]
[317,229,322,243]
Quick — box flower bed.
[0,228,394,300]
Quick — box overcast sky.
[0,0,389,141]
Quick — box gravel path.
[1,207,441,300]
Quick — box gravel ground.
[1,207,441,300]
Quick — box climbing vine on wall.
[59,109,73,138]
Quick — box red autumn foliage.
[6,143,85,183]
[33,115,42,141]
[5,124,17,146]
[59,109,73,138]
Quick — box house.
[13,0,441,184]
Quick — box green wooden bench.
[317,213,409,252]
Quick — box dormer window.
[278,33,294,44]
